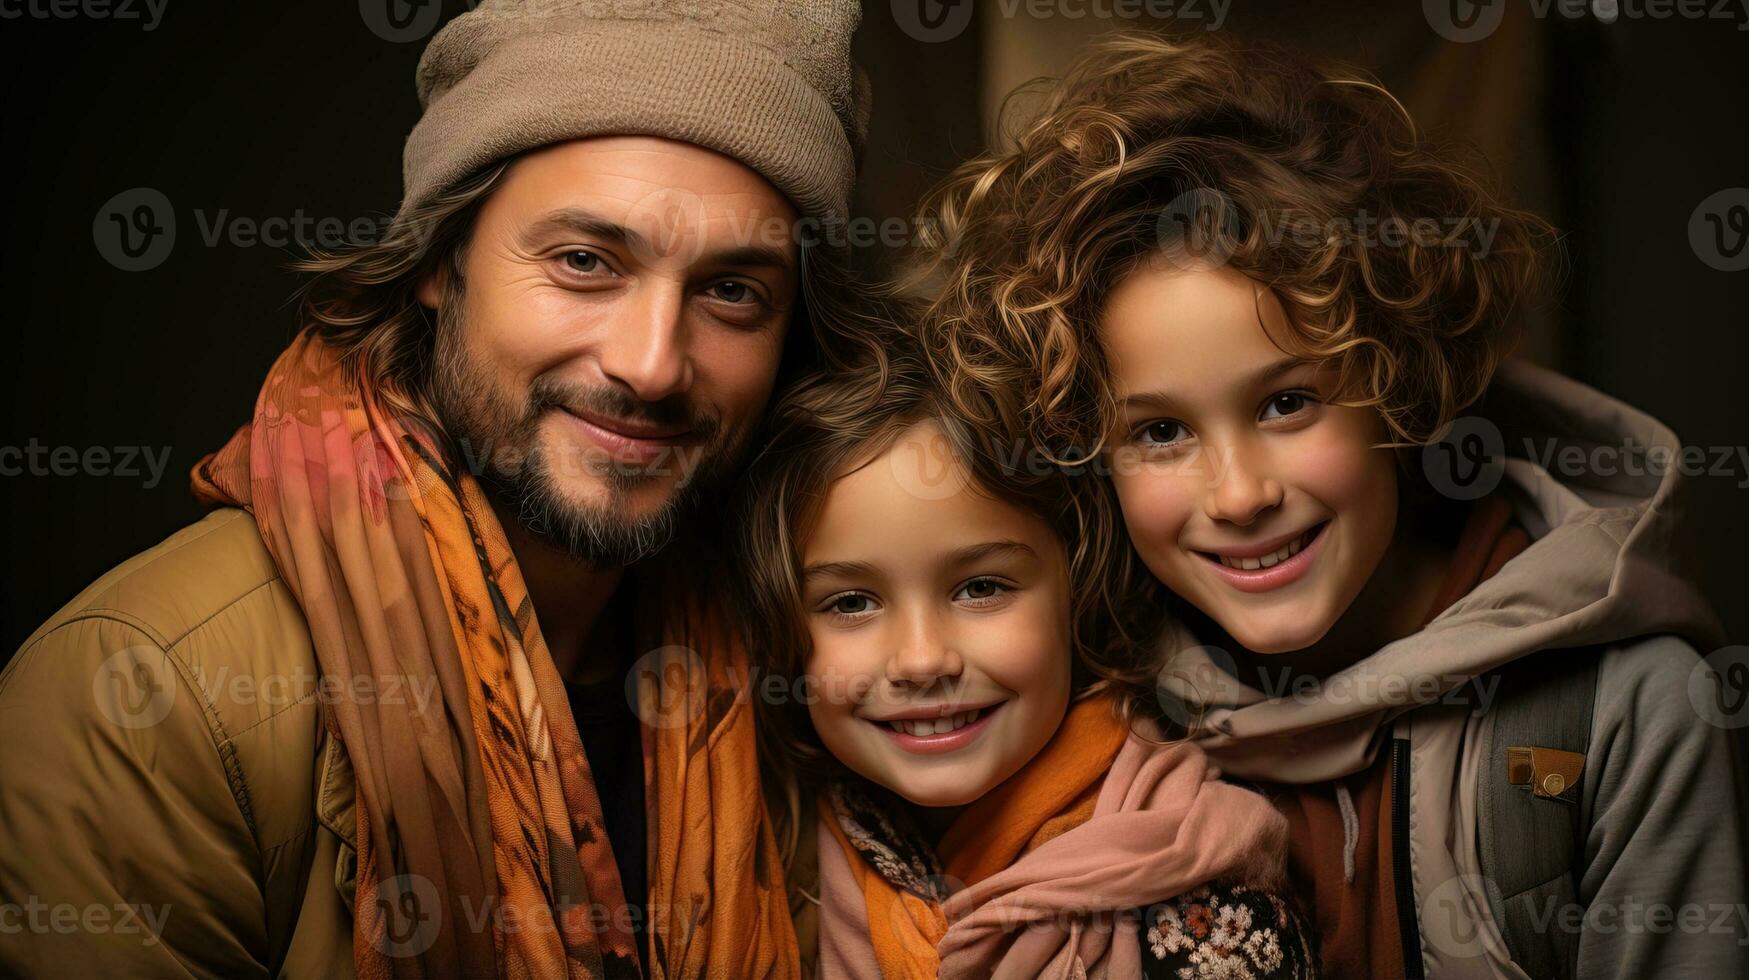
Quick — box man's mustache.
[526,377,721,442]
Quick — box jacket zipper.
[1392,737,1426,980]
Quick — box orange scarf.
[818,695,1287,979]
[192,333,796,979]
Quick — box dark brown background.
[2,0,1745,655]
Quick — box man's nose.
[596,282,693,403]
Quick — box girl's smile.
[1101,258,1400,655]
[1192,520,1330,593]
[868,700,1006,754]
[799,418,1073,808]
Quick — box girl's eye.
[1260,392,1314,421]
[954,577,1011,606]
[1135,419,1190,447]
[824,592,878,619]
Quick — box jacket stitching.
[228,686,319,739]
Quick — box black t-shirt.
[564,669,648,956]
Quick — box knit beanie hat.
[398,0,869,228]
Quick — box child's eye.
[820,591,880,622]
[1260,391,1317,422]
[1133,419,1191,448]
[953,577,1013,607]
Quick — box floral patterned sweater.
[1140,882,1316,979]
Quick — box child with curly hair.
[909,32,1746,980]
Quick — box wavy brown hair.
[736,315,1166,862]
[905,32,1557,459]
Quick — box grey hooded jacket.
[1159,361,1749,979]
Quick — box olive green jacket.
[1,508,359,979]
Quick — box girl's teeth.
[1219,532,1306,571]
[891,708,982,736]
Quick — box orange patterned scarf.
[192,332,797,979]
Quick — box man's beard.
[427,295,744,568]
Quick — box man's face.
[423,136,801,565]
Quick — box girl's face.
[1100,259,1399,655]
[799,419,1073,808]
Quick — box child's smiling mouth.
[868,702,1005,755]
[1192,521,1330,594]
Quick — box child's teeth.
[1221,537,1301,571]
[891,709,987,737]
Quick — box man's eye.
[709,280,753,304]
[563,251,607,274]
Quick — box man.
[0,2,868,977]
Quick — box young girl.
[910,33,1747,980]
[736,331,1318,979]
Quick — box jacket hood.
[1158,360,1725,782]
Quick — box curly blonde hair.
[906,32,1556,457]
